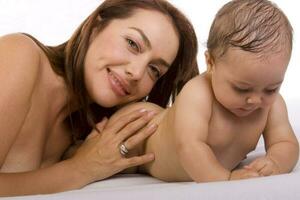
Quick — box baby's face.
[210,48,290,117]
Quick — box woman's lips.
[107,69,130,96]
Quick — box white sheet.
[3,99,300,200]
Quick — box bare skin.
[0,34,157,194]
[108,95,265,181]
[0,7,180,196]
[0,37,70,172]
[110,48,299,182]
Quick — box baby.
[108,0,299,182]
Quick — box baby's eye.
[265,88,278,95]
[126,38,140,52]
[149,64,161,79]
[233,86,251,93]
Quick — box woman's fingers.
[120,153,155,169]
[95,117,108,133]
[117,111,157,142]
[86,117,108,140]
[123,123,158,150]
[107,108,149,133]
[71,108,158,182]
[86,130,99,140]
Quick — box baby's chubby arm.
[248,95,299,175]
[171,76,257,182]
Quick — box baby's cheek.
[264,96,277,107]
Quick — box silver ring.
[119,143,129,156]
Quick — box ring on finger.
[119,143,129,156]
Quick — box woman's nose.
[125,60,147,81]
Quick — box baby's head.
[205,0,293,117]
[207,0,292,60]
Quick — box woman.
[0,0,198,196]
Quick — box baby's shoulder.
[178,74,214,102]
[268,94,288,116]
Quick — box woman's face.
[84,9,179,107]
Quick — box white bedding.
[4,99,300,200]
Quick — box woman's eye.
[149,65,161,79]
[126,38,140,52]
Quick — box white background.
[0,0,298,101]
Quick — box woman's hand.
[68,108,157,184]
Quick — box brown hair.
[30,0,198,139]
[207,0,293,59]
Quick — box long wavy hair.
[27,0,199,140]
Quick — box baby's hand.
[229,168,260,180]
[244,156,280,176]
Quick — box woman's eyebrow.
[129,27,152,49]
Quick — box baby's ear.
[204,51,215,73]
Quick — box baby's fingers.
[244,171,260,179]
[248,159,266,172]
[258,166,274,176]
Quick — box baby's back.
[139,105,191,181]
[111,102,191,181]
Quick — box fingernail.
[148,153,155,160]
[147,123,158,131]
[139,108,147,113]
[147,111,157,118]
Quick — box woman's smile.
[107,68,131,97]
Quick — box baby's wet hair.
[207,0,293,59]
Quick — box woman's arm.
[0,108,157,196]
[0,34,41,167]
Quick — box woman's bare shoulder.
[0,33,44,93]
[0,33,42,69]
[0,34,45,164]
[0,33,41,51]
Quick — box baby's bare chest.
[207,109,268,168]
